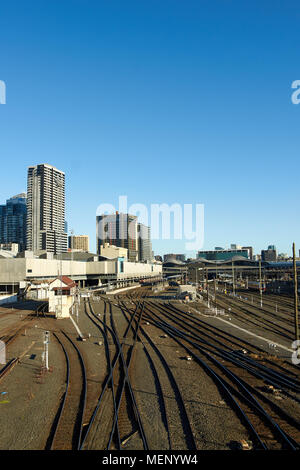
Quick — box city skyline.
[0,162,295,258]
[1,2,300,256]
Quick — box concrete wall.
[86,260,117,275]
[122,261,161,275]
[0,258,26,282]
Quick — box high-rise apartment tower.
[26,164,67,253]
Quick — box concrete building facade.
[68,235,89,252]
[0,255,162,290]
[99,242,128,259]
[26,164,67,254]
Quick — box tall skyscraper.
[138,223,152,262]
[0,193,27,251]
[26,164,67,253]
[96,212,138,262]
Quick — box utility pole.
[259,255,262,308]
[214,277,216,303]
[293,243,299,344]
[61,253,63,317]
[206,268,210,307]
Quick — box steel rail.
[49,330,87,450]
[120,302,198,451]
[148,301,300,393]
[79,298,148,450]
[144,309,299,450]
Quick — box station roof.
[163,259,186,266]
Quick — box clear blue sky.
[0,1,299,257]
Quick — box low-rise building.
[99,243,128,260]
[177,284,197,301]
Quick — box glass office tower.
[0,193,27,251]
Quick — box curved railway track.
[118,298,195,450]
[47,330,87,450]
[79,297,148,450]
[138,300,300,450]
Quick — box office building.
[242,246,254,260]
[138,223,152,262]
[68,235,89,252]
[230,244,242,250]
[26,164,67,253]
[96,212,138,262]
[0,193,27,252]
[261,248,277,262]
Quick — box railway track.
[79,297,148,450]
[118,298,197,450]
[140,301,300,450]
[222,291,296,326]
[149,301,300,401]
[212,293,295,342]
[0,302,47,346]
[47,330,87,450]
[160,300,299,378]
